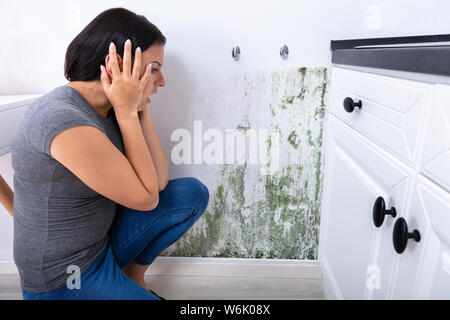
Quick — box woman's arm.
[0,106,170,217]
[0,174,14,217]
[138,106,169,191]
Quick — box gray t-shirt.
[11,84,124,293]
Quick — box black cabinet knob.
[373,196,396,228]
[393,217,421,254]
[343,97,362,113]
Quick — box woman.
[7,7,209,300]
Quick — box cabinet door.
[0,95,40,156]
[404,175,450,299]
[319,115,413,299]
[329,67,432,167]
[419,84,450,192]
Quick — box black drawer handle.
[373,196,396,228]
[343,97,362,113]
[393,217,421,254]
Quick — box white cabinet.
[319,114,413,299]
[319,67,450,300]
[0,95,41,156]
[329,68,432,167]
[395,175,450,299]
[419,85,450,192]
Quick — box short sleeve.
[26,103,104,157]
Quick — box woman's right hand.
[100,39,152,119]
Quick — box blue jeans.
[21,177,209,300]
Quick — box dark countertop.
[330,34,450,77]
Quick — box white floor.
[0,274,326,300]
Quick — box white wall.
[2,0,450,96]
[1,0,450,261]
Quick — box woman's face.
[136,44,166,111]
[108,43,166,112]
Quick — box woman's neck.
[66,81,112,118]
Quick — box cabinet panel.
[319,115,413,299]
[389,176,429,299]
[0,106,29,156]
[408,175,450,299]
[419,84,450,192]
[330,67,432,166]
[0,95,40,156]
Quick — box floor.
[0,274,326,300]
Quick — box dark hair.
[64,7,166,81]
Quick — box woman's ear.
[105,53,123,77]
[105,55,112,78]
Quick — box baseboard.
[0,258,322,279]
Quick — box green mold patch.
[298,67,307,76]
[297,87,307,101]
[287,130,300,149]
[307,129,315,146]
[269,103,276,117]
[236,115,251,133]
[159,66,329,260]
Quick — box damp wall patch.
[161,66,329,260]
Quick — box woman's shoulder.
[27,86,94,123]
[20,86,101,156]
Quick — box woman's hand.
[0,174,14,217]
[100,39,152,119]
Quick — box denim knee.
[183,177,209,214]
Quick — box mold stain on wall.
[160,66,328,260]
